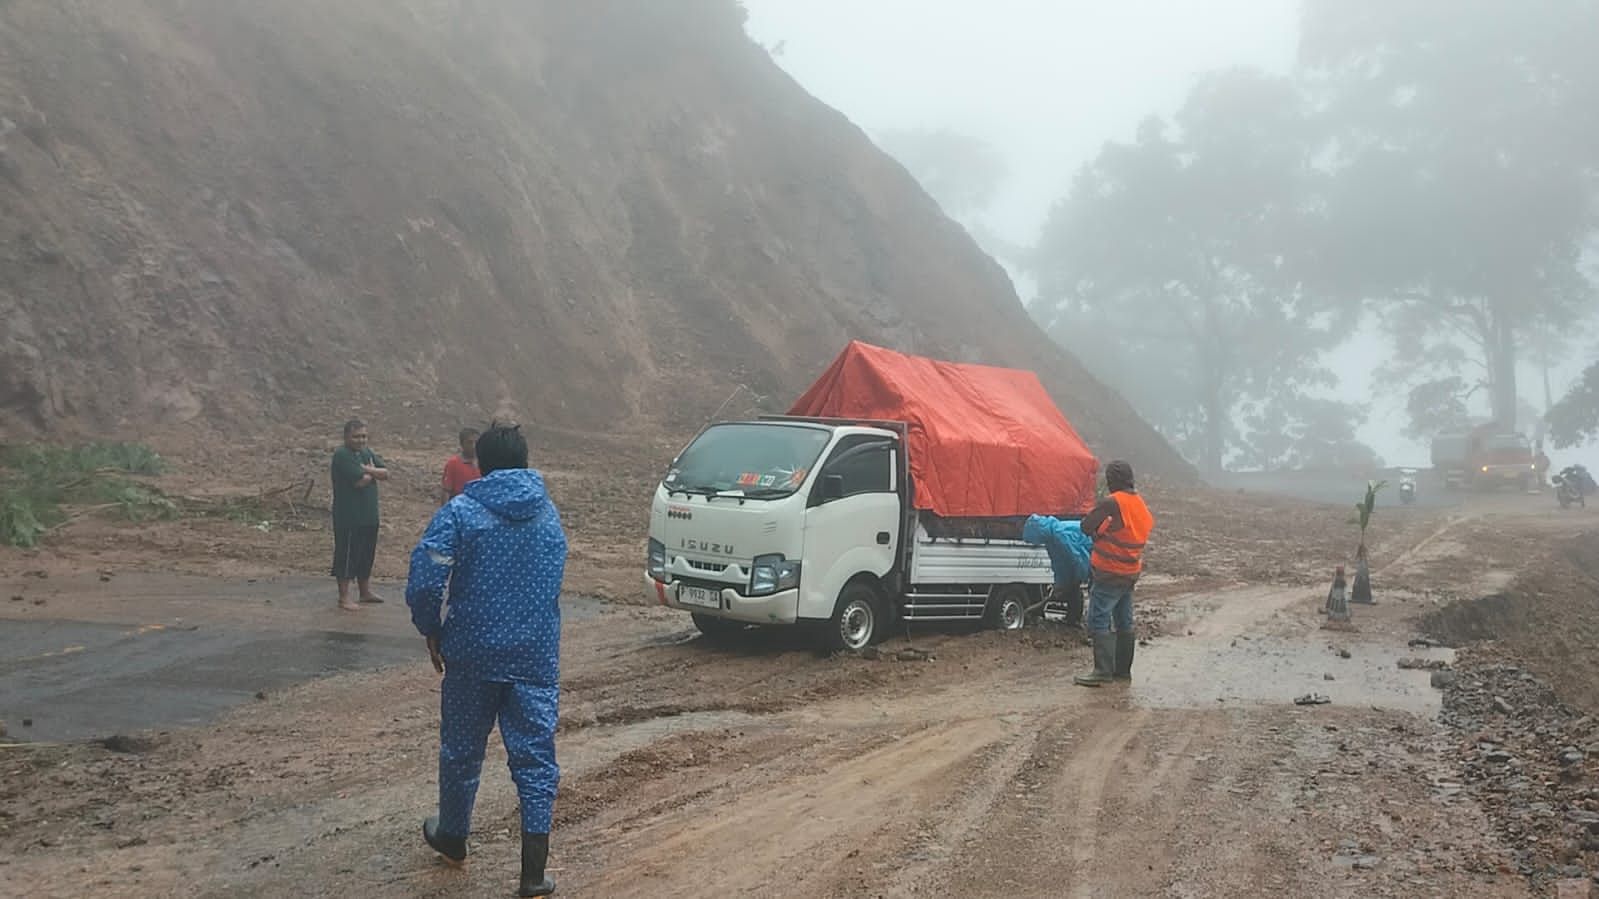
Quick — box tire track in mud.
[1377,511,1475,579]
[859,723,1044,898]
[1064,705,1151,886]
[909,702,1173,898]
[586,719,1009,896]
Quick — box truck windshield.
[1484,435,1529,453]
[664,423,831,497]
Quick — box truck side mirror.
[821,474,845,502]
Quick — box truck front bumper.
[1478,466,1533,483]
[646,577,800,625]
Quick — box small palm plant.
[1348,480,1385,605]
[1350,479,1386,561]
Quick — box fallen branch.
[56,467,160,492]
[43,503,125,533]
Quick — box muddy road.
[0,491,1590,897]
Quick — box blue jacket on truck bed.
[405,468,568,684]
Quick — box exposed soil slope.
[0,0,1188,477]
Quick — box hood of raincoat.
[461,468,550,522]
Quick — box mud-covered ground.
[2,442,1595,897]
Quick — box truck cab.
[646,419,902,643]
[1469,430,1536,491]
[645,417,1056,650]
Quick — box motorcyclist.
[1398,468,1418,504]
[1554,463,1597,507]
[1569,464,1597,495]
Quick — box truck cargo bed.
[908,517,1054,586]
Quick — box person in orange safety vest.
[1075,460,1154,687]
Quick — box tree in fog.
[1301,0,1599,432]
[878,128,1024,265]
[877,128,1007,220]
[1548,361,1599,448]
[1033,70,1345,475]
[1402,376,1475,441]
[1237,396,1382,472]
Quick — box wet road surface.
[0,572,601,743]
[0,621,419,742]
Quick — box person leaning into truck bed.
[1075,460,1155,687]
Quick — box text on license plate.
[679,585,720,609]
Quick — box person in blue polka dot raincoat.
[405,422,567,897]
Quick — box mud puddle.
[1132,585,1455,716]
[1134,633,1453,715]
[0,620,420,742]
[0,570,615,744]
[561,709,771,774]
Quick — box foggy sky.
[744,0,1298,263]
[744,0,1594,469]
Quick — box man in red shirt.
[440,427,481,505]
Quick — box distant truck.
[1430,432,1470,489]
[1431,425,1536,491]
[644,342,1100,651]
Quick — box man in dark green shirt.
[331,418,390,610]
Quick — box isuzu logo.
[667,506,693,520]
[681,538,735,556]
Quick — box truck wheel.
[826,582,884,652]
[984,585,1029,632]
[691,613,746,642]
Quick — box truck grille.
[686,558,729,574]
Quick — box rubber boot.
[519,832,556,897]
[1074,633,1117,687]
[1113,631,1135,681]
[422,816,467,866]
[1064,583,1084,630]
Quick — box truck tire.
[826,581,885,652]
[691,613,746,642]
[984,584,1029,632]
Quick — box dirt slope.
[0,0,1187,478]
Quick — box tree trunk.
[1202,377,1225,478]
[1199,297,1226,478]
[1488,303,1518,429]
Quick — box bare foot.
[359,593,385,604]
[339,600,361,612]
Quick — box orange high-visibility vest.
[1090,491,1154,577]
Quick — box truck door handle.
[877,532,891,545]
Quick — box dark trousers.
[331,525,378,579]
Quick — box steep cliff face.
[0,0,1189,476]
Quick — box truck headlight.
[647,538,667,582]
[749,553,800,596]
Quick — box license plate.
[678,585,720,609]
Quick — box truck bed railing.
[756,414,908,436]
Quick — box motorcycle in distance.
[1553,464,1594,510]
[1398,468,1418,505]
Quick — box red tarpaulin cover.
[788,341,1100,517]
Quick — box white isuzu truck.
[643,340,1103,651]
[645,416,1057,650]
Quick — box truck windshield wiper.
[738,488,796,499]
